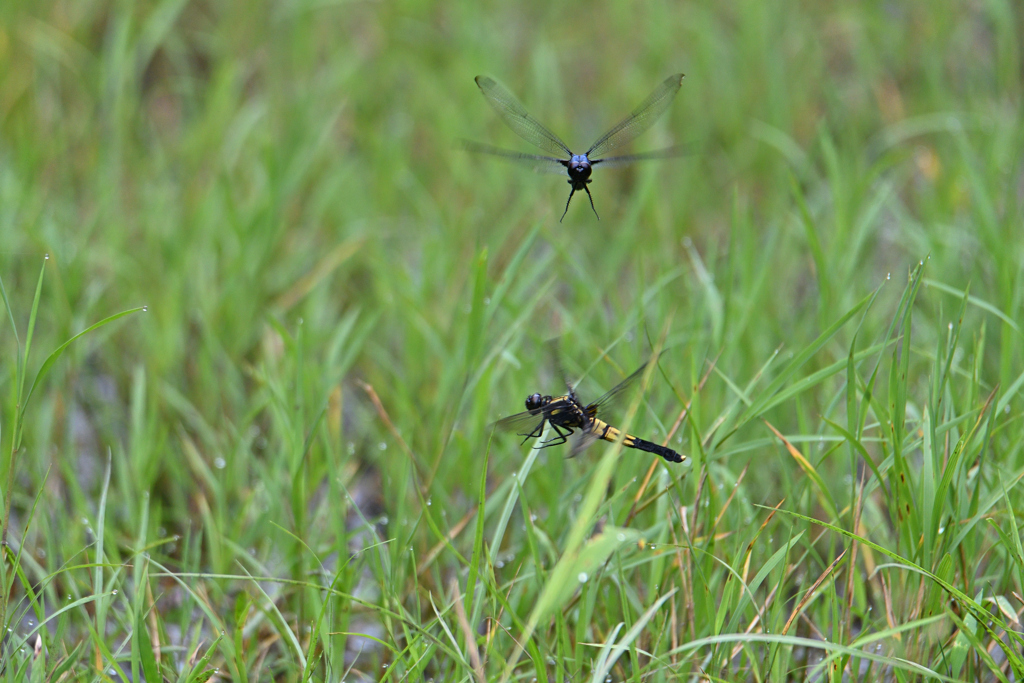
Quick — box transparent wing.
[587,356,659,414]
[549,338,577,396]
[567,428,601,459]
[590,144,692,167]
[567,357,660,458]
[492,407,547,436]
[475,76,573,158]
[460,140,568,175]
[586,74,684,159]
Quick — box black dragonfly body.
[494,360,685,464]
[468,74,685,221]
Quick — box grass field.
[2,0,1024,680]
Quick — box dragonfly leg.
[519,419,547,445]
[540,423,573,447]
[583,183,599,220]
[560,187,576,222]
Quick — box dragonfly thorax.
[566,155,592,186]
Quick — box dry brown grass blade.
[763,419,836,516]
[417,506,476,575]
[451,579,486,683]
[146,575,162,665]
[763,419,812,472]
[880,569,899,641]
[678,503,697,641]
[712,463,749,536]
[690,472,707,538]
[723,499,787,660]
[780,549,847,636]
[845,466,868,639]
[483,561,524,651]
[273,238,364,311]
[729,583,781,660]
[485,561,525,653]
[667,507,691,647]
[669,588,679,666]
[358,380,427,480]
[740,498,784,584]
[630,471,686,519]
[798,611,828,641]
[702,344,781,449]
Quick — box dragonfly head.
[525,393,548,411]
[567,155,592,185]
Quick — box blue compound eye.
[525,393,544,410]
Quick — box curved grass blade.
[23,306,146,411]
[923,278,1020,334]
[587,588,676,683]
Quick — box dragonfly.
[493,357,685,464]
[466,73,685,221]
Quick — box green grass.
[2,0,1024,680]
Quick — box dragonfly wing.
[564,358,657,458]
[586,74,684,159]
[492,408,547,436]
[587,355,662,414]
[591,144,693,168]
[547,338,578,396]
[475,76,573,158]
[460,140,568,175]
[567,424,601,458]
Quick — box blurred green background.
[2,0,1023,680]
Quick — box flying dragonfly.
[466,73,685,221]
[493,357,685,464]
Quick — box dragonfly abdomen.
[624,436,685,463]
[594,420,685,464]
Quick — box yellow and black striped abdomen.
[591,420,685,464]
